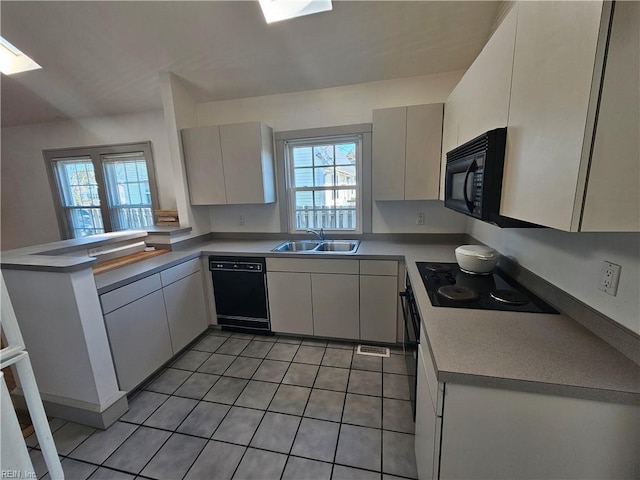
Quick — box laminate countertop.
[89,238,640,406]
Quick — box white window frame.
[285,134,362,234]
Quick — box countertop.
[6,234,639,405]
[404,257,640,405]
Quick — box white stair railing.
[1,272,63,479]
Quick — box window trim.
[44,141,159,240]
[274,124,373,234]
[285,134,363,234]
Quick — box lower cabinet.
[267,272,313,335]
[312,273,359,339]
[100,258,208,392]
[103,290,173,392]
[415,346,441,480]
[266,258,398,342]
[416,329,640,479]
[163,271,208,352]
[360,260,398,343]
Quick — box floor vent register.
[356,345,390,357]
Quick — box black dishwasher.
[209,256,271,334]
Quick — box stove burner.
[437,285,479,302]
[425,263,452,273]
[489,289,530,306]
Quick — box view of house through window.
[287,136,360,232]
[45,142,158,239]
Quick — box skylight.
[0,36,41,75]
[259,0,332,24]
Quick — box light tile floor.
[28,329,418,480]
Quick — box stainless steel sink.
[272,240,360,254]
[272,240,322,252]
[314,241,359,252]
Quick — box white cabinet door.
[373,104,444,201]
[439,384,640,479]
[312,273,359,340]
[181,126,227,205]
[440,6,517,200]
[360,275,397,343]
[220,122,276,204]
[182,122,276,205]
[405,104,443,200]
[581,0,640,232]
[267,272,313,335]
[456,6,517,146]
[163,271,208,353]
[501,1,605,230]
[415,348,440,480]
[372,106,407,201]
[104,290,173,392]
[440,94,460,200]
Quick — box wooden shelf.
[92,249,169,275]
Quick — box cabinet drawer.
[419,326,444,416]
[160,258,201,287]
[266,257,358,274]
[100,274,162,314]
[360,260,397,276]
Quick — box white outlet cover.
[599,261,621,296]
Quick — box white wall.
[196,71,464,233]
[1,111,174,250]
[373,200,467,234]
[467,218,640,334]
[159,72,211,237]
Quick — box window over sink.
[44,142,159,239]
[285,135,361,233]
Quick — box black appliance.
[209,256,272,334]
[444,128,537,228]
[444,128,507,224]
[399,274,420,419]
[416,262,558,314]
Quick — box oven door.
[400,279,420,419]
[444,155,482,218]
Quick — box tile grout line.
[329,346,354,478]
[42,332,416,480]
[282,340,334,479]
[225,338,300,480]
[179,333,265,480]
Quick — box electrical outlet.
[599,261,621,296]
[239,215,245,227]
[416,212,425,225]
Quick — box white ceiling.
[1,1,503,127]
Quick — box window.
[44,142,158,239]
[286,135,361,232]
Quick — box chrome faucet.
[306,228,325,241]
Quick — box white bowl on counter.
[455,245,500,275]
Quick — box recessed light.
[259,0,332,24]
[0,36,41,75]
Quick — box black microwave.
[444,128,508,225]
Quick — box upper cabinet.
[181,122,276,205]
[373,103,443,201]
[501,1,638,231]
[581,1,639,231]
[442,1,638,232]
[440,6,517,199]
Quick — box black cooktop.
[416,262,558,313]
